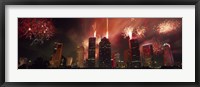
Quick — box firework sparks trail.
[122,26,146,40]
[19,18,55,45]
[136,26,146,38]
[122,26,134,39]
[157,20,181,34]
[121,18,136,40]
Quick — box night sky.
[18,18,182,63]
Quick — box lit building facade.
[163,43,174,66]
[77,46,85,68]
[88,37,96,68]
[49,42,63,68]
[111,52,120,68]
[124,49,131,67]
[142,44,154,67]
[99,37,112,68]
[130,39,141,68]
[66,57,73,68]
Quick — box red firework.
[18,18,55,44]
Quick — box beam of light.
[106,18,109,38]
[106,31,109,39]
[96,36,101,44]
[157,20,181,34]
[94,30,96,37]
[92,22,97,37]
[128,30,132,39]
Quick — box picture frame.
[0,0,199,87]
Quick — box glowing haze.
[18,18,182,62]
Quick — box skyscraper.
[142,44,154,67]
[163,43,174,66]
[124,49,131,67]
[111,52,120,68]
[49,42,63,68]
[88,37,96,68]
[77,46,84,68]
[99,37,112,68]
[130,38,141,68]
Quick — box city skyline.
[18,18,182,69]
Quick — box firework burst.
[152,40,163,54]
[122,26,134,39]
[135,26,146,38]
[140,38,164,55]
[122,26,146,39]
[18,18,55,45]
[157,20,181,34]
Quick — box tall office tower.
[88,37,96,68]
[124,49,131,66]
[163,43,174,66]
[99,37,112,68]
[142,44,154,67]
[111,52,120,68]
[130,38,141,68]
[49,42,63,68]
[77,46,85,68]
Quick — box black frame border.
[0,0,199,87]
